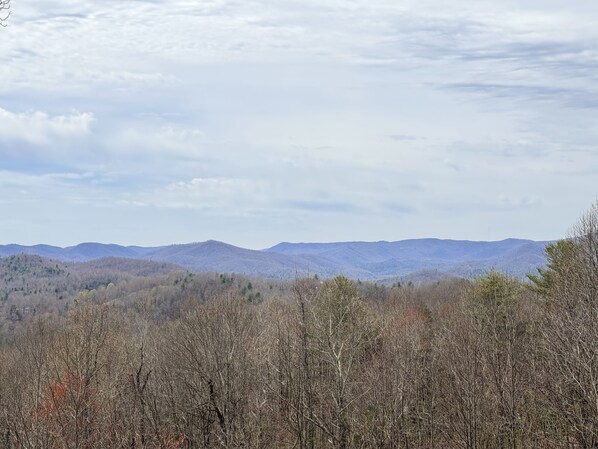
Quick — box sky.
[0,0,597,249]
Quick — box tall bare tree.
[309,276,380,449]
[535,202,598,448]
[163,292,262,448]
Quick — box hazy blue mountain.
[265,238,550,279]
[0,243,158,262]
[266,238,543,262]
[0,244,64,259]
[142,240,370,280]
[0,238,550,281]
[62,243,143,261]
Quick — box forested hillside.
[0,203,596,448]
[0,256,285,338]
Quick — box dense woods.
[0,202,597,448]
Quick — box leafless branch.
[0,0,11,26]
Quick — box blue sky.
[0,0,597,248]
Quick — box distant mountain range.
[0,238,550,281]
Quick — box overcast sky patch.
[0,0,596,247]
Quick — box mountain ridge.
[0,238,551,281]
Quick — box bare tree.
[0,0,10,26]
[267,278,320,449]
[309,276,380,449]
[40,304,129,449]
[438,301,488,449]
[1,317,59,449]
[533,201,598,448]
[360,301,439,449]
[472,272,531,449]
[162,292,261,448]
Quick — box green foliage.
[246,292,261,304]
[314,276,361,328]
[474,270,520,307]
[471,270,523,338]
[219,273,234,284]
[312,276,380,352]
[527,239,577,296]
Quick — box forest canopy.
[0,202,597,448]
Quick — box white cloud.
[117,125,206,159]
[0,169,96,190]
[132,177,270,211]
[0,107,93,144]
[0,0,596,246]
